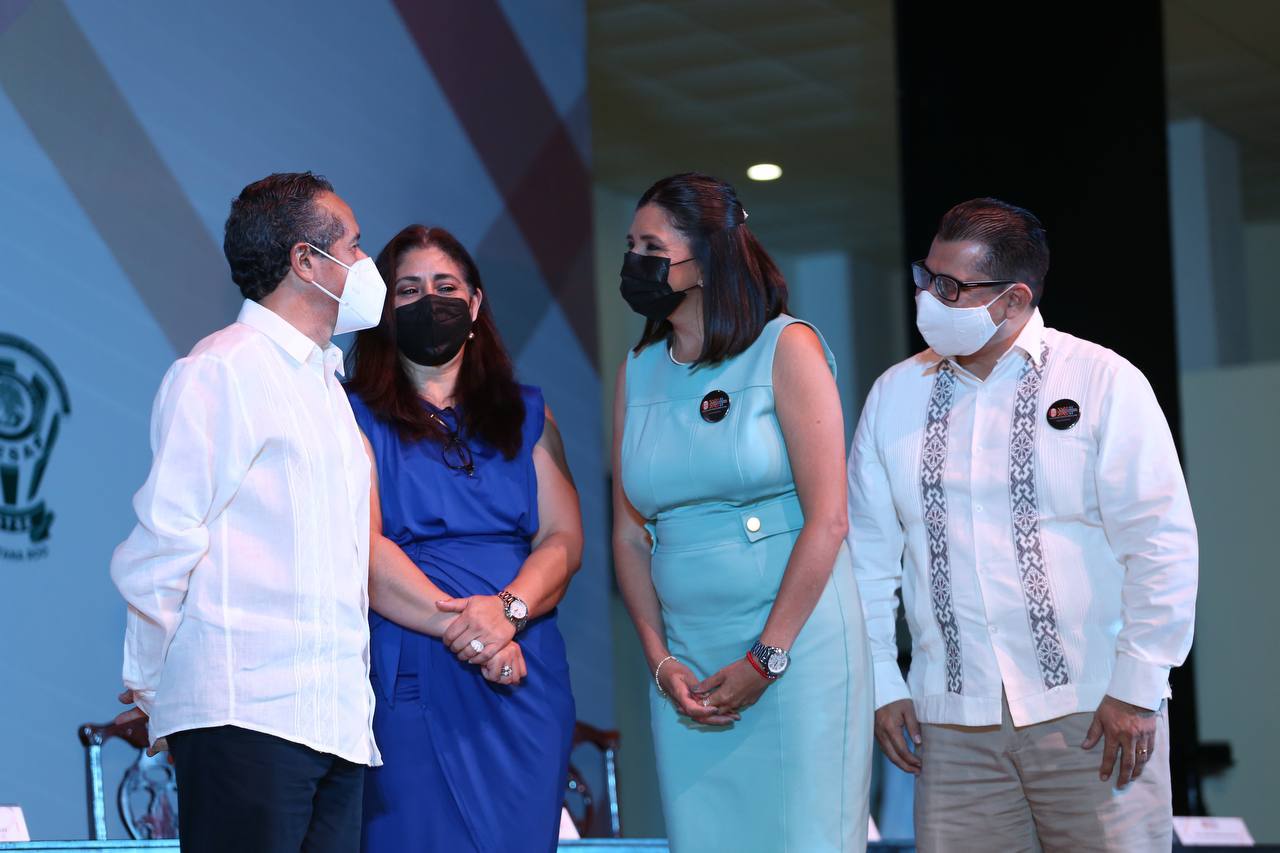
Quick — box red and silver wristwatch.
[747,640,790,680]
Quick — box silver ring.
[1138,748,1150,756]
[469,638,485,654]
[500,664,513,679]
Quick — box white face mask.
[305,243,388,335]
[915,286,1015,357]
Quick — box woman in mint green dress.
[611,173,873,851]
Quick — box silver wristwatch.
[497,590,528,632]
[749,640,790,679]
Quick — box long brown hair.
[346,225,525,458]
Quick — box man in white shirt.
[111,172,387,853]
[848,198,1197,852]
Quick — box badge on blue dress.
[700,390,730,423]
[1046,398,1081,430]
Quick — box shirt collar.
[921,308,1046,374]
[1006,308,1045,367]
[237,299,346,376]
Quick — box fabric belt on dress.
[649,491,806,551]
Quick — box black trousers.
[168,725,364,853]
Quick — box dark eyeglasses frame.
[426,411,475,477]
[912,260,1019,303]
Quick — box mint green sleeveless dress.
[621,314,872,852]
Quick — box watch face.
[509,600,528,620]
[767,652,788,675]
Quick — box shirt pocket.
[1037,428,1097,523]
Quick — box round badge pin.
[1046,398,1081,430]
[700,390,730,423]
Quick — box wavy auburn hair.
[346,225,525,458]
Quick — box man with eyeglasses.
[847,197,1197,851]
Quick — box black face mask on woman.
[394,294,473,366]
[619,251,696,321]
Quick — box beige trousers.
[914,696,1172,853]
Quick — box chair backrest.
[78,720,178,840]
[564,721,621,838]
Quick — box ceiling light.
[747,163,782,182]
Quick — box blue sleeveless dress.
[350,385,575,853]
[621,315,873,852]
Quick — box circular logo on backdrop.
[700,390,730,423]
[0,333,71,556]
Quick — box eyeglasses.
[911,260,1018,303]
[426,410,474,477]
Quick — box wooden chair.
[78,719,178,840]
[564,721,622,838]
[82,715,617,840]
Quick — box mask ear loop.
[304,242,351,270]
[302,242,349,296]
[985,283,1020,333]
[984,283,1018,309]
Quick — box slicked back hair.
[936,197,1049,306]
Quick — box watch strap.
[749,640,788,679]
[497,590,528,631]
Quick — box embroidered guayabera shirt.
[848,309,1197,726]
[110,300,380,765]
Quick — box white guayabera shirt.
[848,309,1197,726]
[111,299,380,766]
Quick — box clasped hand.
[439,594,526,685]
[657,657,771,726]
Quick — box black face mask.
[394,294,474,366]
[620,251,695,321]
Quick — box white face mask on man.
[305,242,388,335]
[914,285,1016,357]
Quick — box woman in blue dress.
[345,225,582,853]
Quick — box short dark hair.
[223,172,345,301]
[936,198,1049,305]
[634,172,788,364]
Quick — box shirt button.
[989,625,999,634]
[746,516,762,533]
[975,504,984,513]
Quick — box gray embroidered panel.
[920,362,964,694]
[1009,345,1070,689]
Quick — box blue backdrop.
[0,0,610,839]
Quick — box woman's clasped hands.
[438,594,526,686]
[657,656,773,726]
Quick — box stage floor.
[1,841,918,852]
[0,841,928,852]
[4,840,1274,852]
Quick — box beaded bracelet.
[653,655,677,697]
